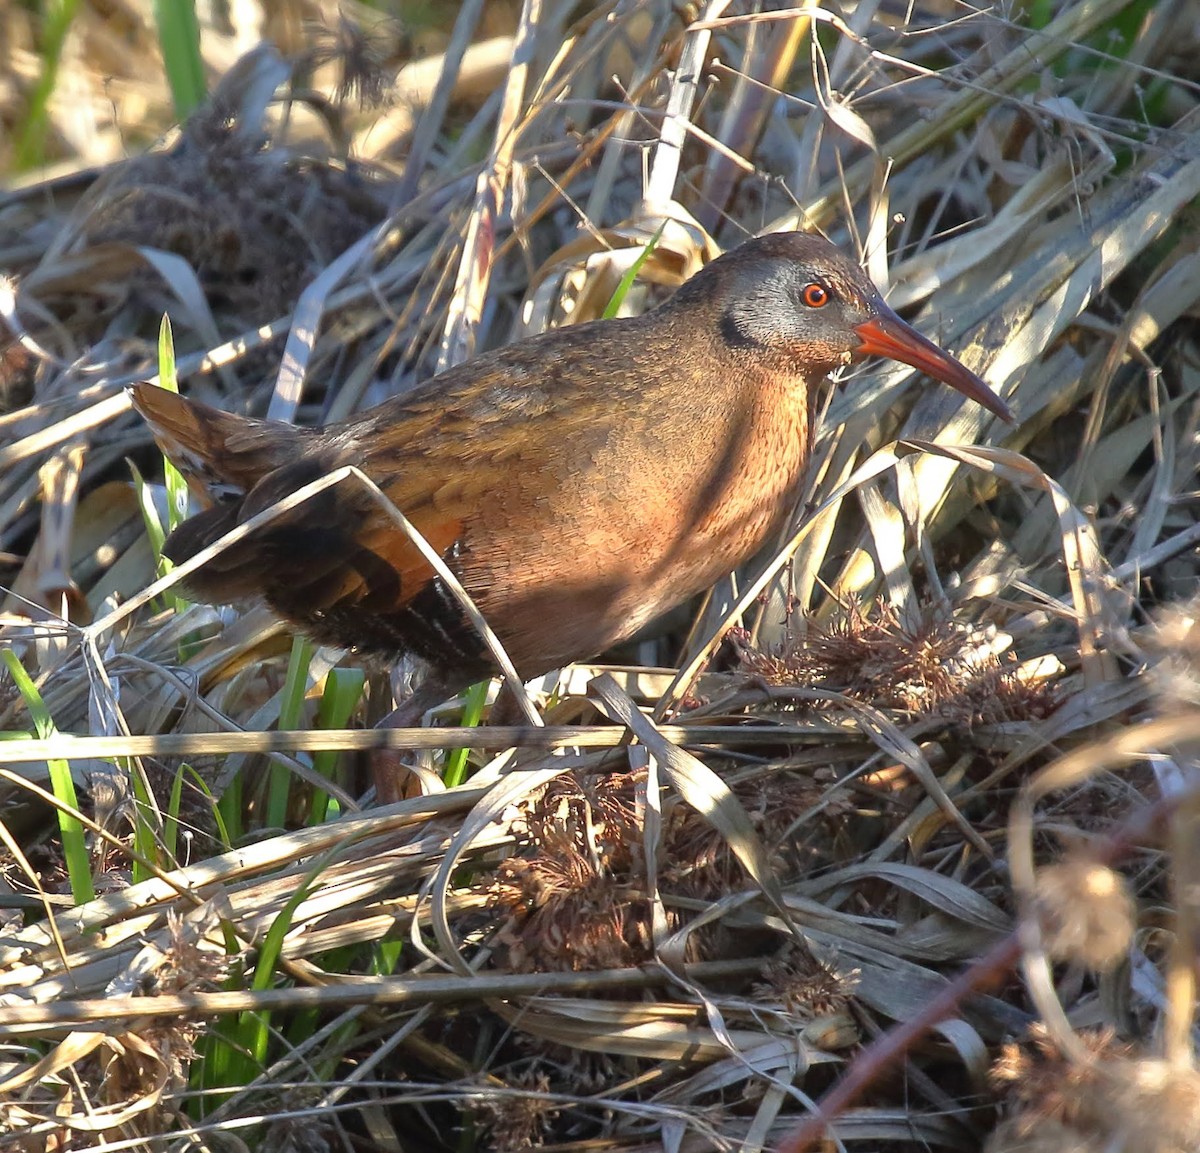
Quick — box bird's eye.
[802,283,830,308]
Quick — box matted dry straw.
[1,1,1199,1150]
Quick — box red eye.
[802,283,829,308]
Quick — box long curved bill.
[855,303,1013,423]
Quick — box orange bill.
[854,303,1013,423]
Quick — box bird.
[130,230,1011,763]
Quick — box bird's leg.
[488,680,527,728]
[370,675,468,805]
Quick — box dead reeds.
[2,1,1199,1149]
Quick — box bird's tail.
[128,382,311,504]
[129,382,324,602]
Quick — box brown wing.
[147,429,480,658]
[131,380,509,659]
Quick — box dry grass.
[2,0,1200,1150]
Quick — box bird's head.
[680,231,1013,422]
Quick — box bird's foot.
[370,677,466,806]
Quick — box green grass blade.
[235,845,339,1076]
[177,763,232,852]
[162,761,188,864]
[1,650,94,904]
[129,459,167,563]
[156,316,190,534]
[442,679,490,788]
[601,224,666,319]
[13,0,81,170]
[153,0,206,119]
[126,756,161,885]
[267,637,314,829]
[217,773,243,847]
[311,668,366,823]
[370,937,404,976]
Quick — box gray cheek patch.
[720,260,804,350]
[719,308,764,350]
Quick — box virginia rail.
[131,231,1010,744]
